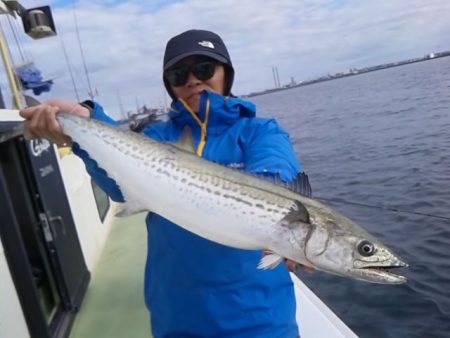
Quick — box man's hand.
[19,100,90,146]
[285,259,315,273]
[262,250,315,273]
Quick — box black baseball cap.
[163,29,235,99]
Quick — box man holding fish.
[20,29,407,338]
[21,29,307,338]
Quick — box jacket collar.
[168,91,256,134]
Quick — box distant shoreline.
[243,52,450,98]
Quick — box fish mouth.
[357,262,408,284]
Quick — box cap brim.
[164,51,228,70]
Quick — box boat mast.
[0,16,24,108]
[0,1,57,109]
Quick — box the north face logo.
[198,41,214,49]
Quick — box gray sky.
[1,0,449,118]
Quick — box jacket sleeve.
[243,118,300,182]
[71,101,125,202]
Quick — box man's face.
[165,56,225,112]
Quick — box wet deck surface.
[70,213,152,338]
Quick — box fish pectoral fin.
[115,201,148,217]
[278,200,310,229]
[257,253,284,270]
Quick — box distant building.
[289,77,297,87]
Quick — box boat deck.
[70,213,151,338]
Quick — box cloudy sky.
[1,0,449,118]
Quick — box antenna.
[272,66,277,88]
[73,3,94,100]
[116,88,125,119]
[58,33,80,101]
[272,66,281,88]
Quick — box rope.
[315,196,450,221]
[73,3,94,100]
[5,15,25,63]
[58,33,80,101]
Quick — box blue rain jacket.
[73,91,301,338]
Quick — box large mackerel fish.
[55,112,407,284]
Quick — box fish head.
[301,212,408,284]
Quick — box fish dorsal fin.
[171,126,196,153]
[274,172,312,198]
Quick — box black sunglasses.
[164,60,217,87]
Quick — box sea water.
[253,56,450,338]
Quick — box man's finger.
[23,126,35,140]
[285,260,297,272]
[302,265,315,273]
[19,107,34,119]
[286,260,315,273]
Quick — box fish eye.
[357,240,375,257]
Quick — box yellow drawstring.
[179,97,210,156]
